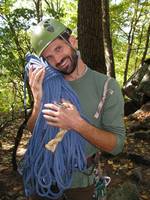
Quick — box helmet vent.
[47,25,54,32]
[43,20,54,32]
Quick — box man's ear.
[68,36,78,49]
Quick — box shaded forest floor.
[0,103,150,200]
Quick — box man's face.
[42,38,78,75]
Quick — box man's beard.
[56,49,78,75]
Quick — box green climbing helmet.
[30,18,67,56]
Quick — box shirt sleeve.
[101,78,126,155]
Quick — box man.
[26,18,125,200]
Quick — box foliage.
[110,0,150,85]
[0,3,35,115]
[0,74,24,114]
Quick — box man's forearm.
[73,117,117,153]
[27,102,40,132]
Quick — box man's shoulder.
[88,67,108,81]
[88,67,118,86]
[88,68,122,96]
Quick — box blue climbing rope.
[22,53,87,199]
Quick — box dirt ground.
[0,104,150,200]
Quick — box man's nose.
[54,54,64,66]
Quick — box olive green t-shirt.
[67,67,126,188]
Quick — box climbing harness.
[93,175,111,200]
[85,153,111,200]
[22,53,87,199]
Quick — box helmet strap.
[59,34,78,54]
[59,34,81,76]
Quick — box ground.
[0,104,150,200]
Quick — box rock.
[124,100,141,116]
[140,102,150,112]
[133,130,150,140]
[107,181,140,200]
[128,153,150,166]
[129,167,143,184]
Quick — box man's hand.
[27,66,45,132]
[28,66,45,104]
[42,100,81,130]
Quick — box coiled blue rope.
[22,53,87,199]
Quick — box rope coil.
[22,53,87,199]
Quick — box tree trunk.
[33,0,43,22]
[102,0,115,78]
[123,2,144,85]
[78,0,106,74]
[124,42,132,85]
[134,23,145,70]
[141,23,150,65]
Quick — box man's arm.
[74,117,117,153]
[42,102,118,154]
[27,101,41,132]
[27,67,45,132]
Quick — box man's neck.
[64,59,87,81]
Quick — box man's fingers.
[28,65,43,78]
[60,99,71,104]
[28,65,34,78]
[40,68,45,82]
[42,108,58,116]
[59,99,73,109]
[43,114,58,122]
[62,102,74,110]
[33,68,45,84]
[44,103,60,111]
[30,68,45,87]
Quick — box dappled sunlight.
[17,147,27,156]
[2,143,14,151]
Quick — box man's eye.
[46,55,52,62]
[56,46,62,52]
